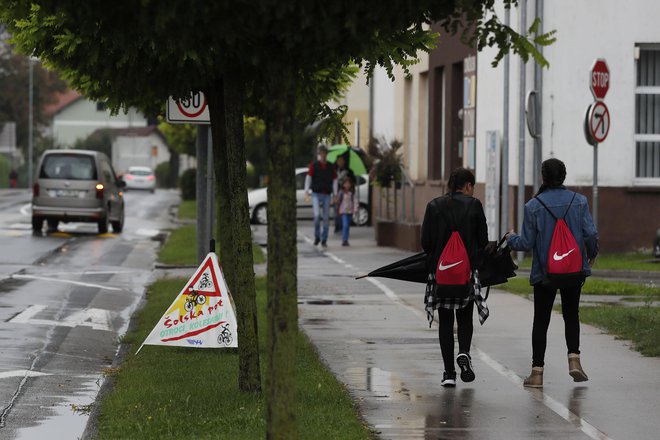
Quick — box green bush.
[179,167,196,200]
[0,155,11,188]
[154,161,173,188]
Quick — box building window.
[96,102,107,112]
[635,45,660,181]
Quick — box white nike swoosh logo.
[438,260,463,271]
[553,249,575,261]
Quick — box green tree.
[71,128,113,157]
[1,2,552,438]
[0,28,66,169]
[158,120,196,187]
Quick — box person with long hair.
[506,158,599,388]
[421,167,489,387]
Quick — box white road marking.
[0,370,51,380]
[309,236,612,440]
[10,305,113,331]
[135,228,161,237]
[9,274,123,291]
[9,305,47,323]
[20,203,31,216]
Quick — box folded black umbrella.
[356,235,517,287]
[356,251,428,284]
[478,236,518,287]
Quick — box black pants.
[532,283,582,367]
[438,301,474,372]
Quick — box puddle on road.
[305,299,354,305]
[14,375,102,440]
[344,367,412,401]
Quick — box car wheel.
[111,210,124,233]
[253,204,268,225]
[355,204,370,226]
[47,219,59,232]
[98,215,109,234]
[32,216,43,233]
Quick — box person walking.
[421,167,489,387]
[334,155,355,233]
[337,178,358,246]
[506,158,599,388]
[304,144,337,247]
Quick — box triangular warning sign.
[138,252,238,352]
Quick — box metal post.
[533,0,544,193]
[207,128,214,252]
[28,58,34,188]
[593,144,598,229]
[196,125,209,264]
[501,7,511,236]
[517,0,527,262]
[401,172,406,223]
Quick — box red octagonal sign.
[590,59,610,100]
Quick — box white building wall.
[53,99,148,147]
[372,66,397,142]
[477,0,660,188]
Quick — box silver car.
[248,167,370,226]
[32,150,126,234]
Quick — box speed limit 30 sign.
[166,91,210,124]
[587,101,610,143]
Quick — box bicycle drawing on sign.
[184,287,206,312]
[217,323,233,346]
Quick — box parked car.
[32,149,126,234]
[248,167,370,226]
[654,228,660,258]
[123,166,156,192]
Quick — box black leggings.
[532,283,582,367]
[438,301,474,372]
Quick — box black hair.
[448,167,475,193]
[536,158,566,195]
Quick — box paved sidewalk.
[256,222,660,440]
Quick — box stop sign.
[590,59,610,100]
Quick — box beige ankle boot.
[568,354,588,382]
[523,367,544,388]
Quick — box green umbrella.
[326,144,368,176]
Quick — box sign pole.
[593,144,598,230]
[196,125,209,264]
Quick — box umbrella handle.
[355,274,369,280]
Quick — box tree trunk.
[264,71,298,439]
[168,149,180,188]
[207,81,235,289]
[208,75,262,393]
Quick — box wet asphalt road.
[0,188,179,439]
[253,221,660,440]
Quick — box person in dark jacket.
[506,158,599,388]
[304,144,337,247]
[421,167,489,387]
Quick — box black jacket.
[421,192,489,274]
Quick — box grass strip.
[95,277,372,439]
[499,277,660,297]
[579,306,660,357]
[176,200,197,220]
[158,224,266,266]
[514,253,660,271]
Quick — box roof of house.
[43,89,83,117]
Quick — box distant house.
[44,90,151,147]
[109,126,170,174]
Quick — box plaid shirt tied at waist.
[424,270,490,327]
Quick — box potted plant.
[368,138,403,188]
